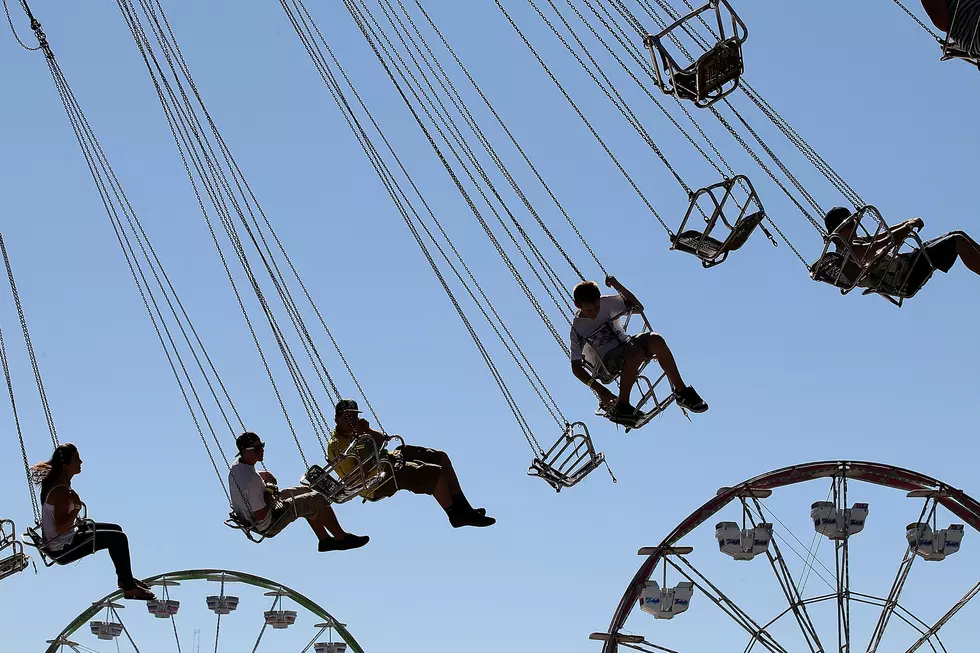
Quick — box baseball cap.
[236,431,265,452]
[335,398,362,414]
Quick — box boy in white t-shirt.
[228,432,369,552]
[569,277,707,425]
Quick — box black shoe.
[449,507,496,528]
[319,533,370,552]
[674,386,708,413]
[607,403,643,426]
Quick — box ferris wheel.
[44,569,363,653]
[591,461,980,653]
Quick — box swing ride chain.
[410,0,606,279]
[493,0,675,236]
[0,327,41,522]
[287,0,564,443]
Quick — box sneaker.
[449,507,497,528]
[319,533,370,552]
[674,386,708,413]
[607,403,643,426]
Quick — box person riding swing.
[328,399,495,529]
[228,432,370,552]
[822,207,980,296]
[569,277,707,427]
[29,443,156,600]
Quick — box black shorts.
[904,233,958,291]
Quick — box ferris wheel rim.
[599,460,980,652]
[45,567,364,653]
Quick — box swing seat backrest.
[22,517,96,567]
[645,0,748,107]
[689,37,743,103]
[672,175,767,267]
[306,435,404,504]
[528,422,604,492]
[858,232,936,305]
[224,512,268,543]
[0,548,29,581]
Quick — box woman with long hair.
[31,443,155,600]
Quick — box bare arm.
[872,218,922,247]
[605,276,644,312]
[258,471,278,485]
[356,419,387,449]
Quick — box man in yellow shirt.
[327,399,495,528]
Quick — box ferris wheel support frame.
[45,568,365,653]
[597,460,980,653]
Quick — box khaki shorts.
[370,445,443,501]
[261,486,330,537]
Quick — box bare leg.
[642,334,685,391]
[617,344,644,407]
[310,505,347,540]
[922,0,952,32]
[953,232,980,275]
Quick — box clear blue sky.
[2,1,978,651]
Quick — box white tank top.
[42,485,77,552]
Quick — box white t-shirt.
[569,294,630,363]
[229,461,271,531]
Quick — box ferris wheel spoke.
[745,499,824,653]
[865,540,917,652]
[667,555,791,653]
[108,607,142,653]
[904,581,980,653]
[867,497,936,653]
[300,626,329,653]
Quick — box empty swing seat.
[528,422,606,492]
[644,0,748,107]
[811,501,869,540]
[0,521,30,581]
[672,175,770,267]
[265,610,298,629]
[89,621,124,641]
[715,521,772,561]
[639,581,695,619]
[0,549,30,581]
[906,523,964,561]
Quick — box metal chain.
[287,0,561,447]
[0,325,40,522]
[493,0,674,234]
[0,232,59,448]
[3,0,39,49]
[893,0,942,39]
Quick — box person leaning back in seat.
[823,207,980,293]
[329,399,495,529]
[228,432,369,552]
[569,276,707,427]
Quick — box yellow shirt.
[327,429,386,498]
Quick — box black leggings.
[55,522,136,590]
